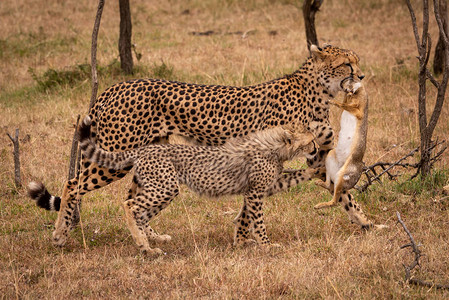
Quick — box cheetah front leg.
[307,120,334,169]
[122,199,156,255]
[122,195,171,256]
[339,191,373,229]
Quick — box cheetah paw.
[374,224,388,230]
[142,247,165,257]
[155,234,172,243]
[233,239,257,248]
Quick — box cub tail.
[28,181,61,211]
[77,116,136,170]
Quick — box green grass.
[396,169,449,197]
[0,33,77,59]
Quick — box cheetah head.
[310,44,365,97]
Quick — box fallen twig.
[396,211,449,290]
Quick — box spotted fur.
[29,44,373,248]
[78,116,317,253]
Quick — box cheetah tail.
[77,116,135,170]
[28,181,61,211]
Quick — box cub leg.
[123,172,179,255]
[233,200,255,246]
[307,120,334,169]
[122,198,157,255]
[245,192,272,245]
[265,168,317,197]
[127,176,172,242]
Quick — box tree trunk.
[419,131,432,176]
[119,0,133,75]
[406,0,449,177]
[303,0,323,51]
[434,0,448,75]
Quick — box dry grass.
[1,0,449,298]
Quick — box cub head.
[282,124,318,160]
[310,44,365,97]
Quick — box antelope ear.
[310,44,325,60]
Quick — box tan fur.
[314,80,368,209]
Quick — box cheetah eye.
[345,63,351,67]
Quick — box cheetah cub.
[314,80,367,209]
[77,116,318,255]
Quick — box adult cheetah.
[29,44,372,248]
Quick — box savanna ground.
[1,0,449,298]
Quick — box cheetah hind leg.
[122,199,164,256]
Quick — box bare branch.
[356,147,419,191]
[421,0,430,57]
[424,33,432,67]
[119,0,134,74]
[405,0,422,52]
[427,0,449,138]
[433,0,448,74]
[356,140,447,191]
[426,68,440,88]
[426,140,447,166]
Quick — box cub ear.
[281,127,294,145]
[294,132,315,146]
[310,44,325,60]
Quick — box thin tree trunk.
[434,0,448,75]
[89,0,105,111]
[119,0,133,74]
[406,0,449,177]
[7,129,21,188]
[69,0,105,224]
[68,115,81,180]
[303,0,323,51]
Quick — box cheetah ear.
[310,44,325,60]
